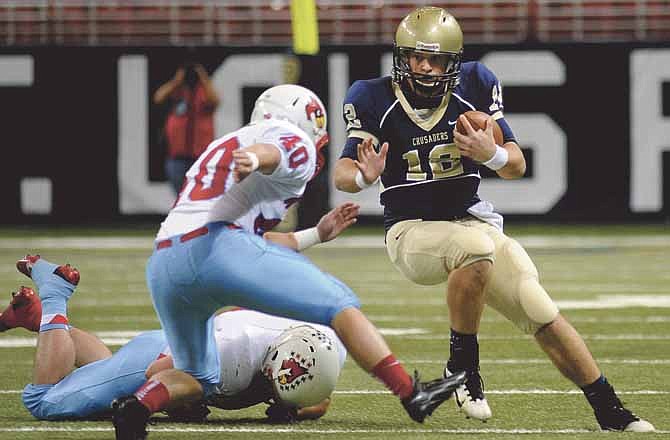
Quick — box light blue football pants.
[23,330,166,420]
[146,222,360,396]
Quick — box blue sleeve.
[340,80,382,160]
[473,62,516,143]
[340,136,363,160]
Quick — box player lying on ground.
[333,6,654,432]
[1,264,346,423]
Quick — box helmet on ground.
[250,84,329,151]
[393,7,463,97]
[261,324,341,408]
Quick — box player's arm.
[265,398,331,422]
[232,143,282,182]
[454,115,526,179]
[263,202,359,251]
[296,398,331,420]
[153,68,184,105]
[334,137,389,193]
[334,82,388,193]
[496,140,525,179]
[333,155,361,193]
[460,63,525,179]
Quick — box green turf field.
[0,225,668,439]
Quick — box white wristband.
[354,170,379,189]
[482,145,509,171]
[293,227,322,251]
[245,151,260,172]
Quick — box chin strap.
[400,80,445,109]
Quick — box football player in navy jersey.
[334,6,653,432]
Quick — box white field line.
[407,358,670,365]
[2,234,670,250]
[1,388,668,396]
[3,332,670,347]
[363,295,670,308]
[398,334,670,340]
[334,390,670,396]
[0,426,668,435]
[367,315,670,323]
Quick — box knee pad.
[452,229,495,269]
[518,278,559,334]
[490,237,557,334]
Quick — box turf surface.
[0,225,667,439]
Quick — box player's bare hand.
[316,202,360,242]
[232,150,257,182]
[454,114,497,163]
[354,138,388,184]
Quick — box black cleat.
[595,398,655,432]
[112,396,151,440]
[401,370,467,423]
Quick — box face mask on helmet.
[393,47,462,97]
[261,325,341,408]
[392,7,463,98]
[250,84,329,153]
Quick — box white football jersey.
[156,119,316,240]
[211,309,346,397]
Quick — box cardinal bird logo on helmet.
[277,357,309,385]
[305,98,325,130]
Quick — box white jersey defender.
[157,119,316,240]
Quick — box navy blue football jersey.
[340,61,516,230]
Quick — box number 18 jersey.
[156,119,316,241]
[340,62,516,231]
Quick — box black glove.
[265,402,298,423]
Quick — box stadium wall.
[0,44,668,225]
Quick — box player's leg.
[535,313,654,431]
[196,230,466,423]
[474,222,654,432]
[16,255,80,385]
[386,219,494,420]
[24,330,166,420]
[113,226,465,439]
[70,327,113,367]
[0,280,112,369]
[113,241,216,440]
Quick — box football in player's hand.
[456,111,504,145]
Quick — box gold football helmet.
[393,7,463,97]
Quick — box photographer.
[154,58,220,194]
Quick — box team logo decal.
[305,98,325,129]
[277,353,314,391]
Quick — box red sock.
[372,354,413,400]
[134,380,170,413]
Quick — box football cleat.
[402,370,466,423]
[165,402,210,423]
[16,254,41,278]
[112,396,150,440]
[445,368,492,421]
[0,287,42,332]
[17,254,80,286]
[595,397,655,432]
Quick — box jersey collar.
[393,82,451,132]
